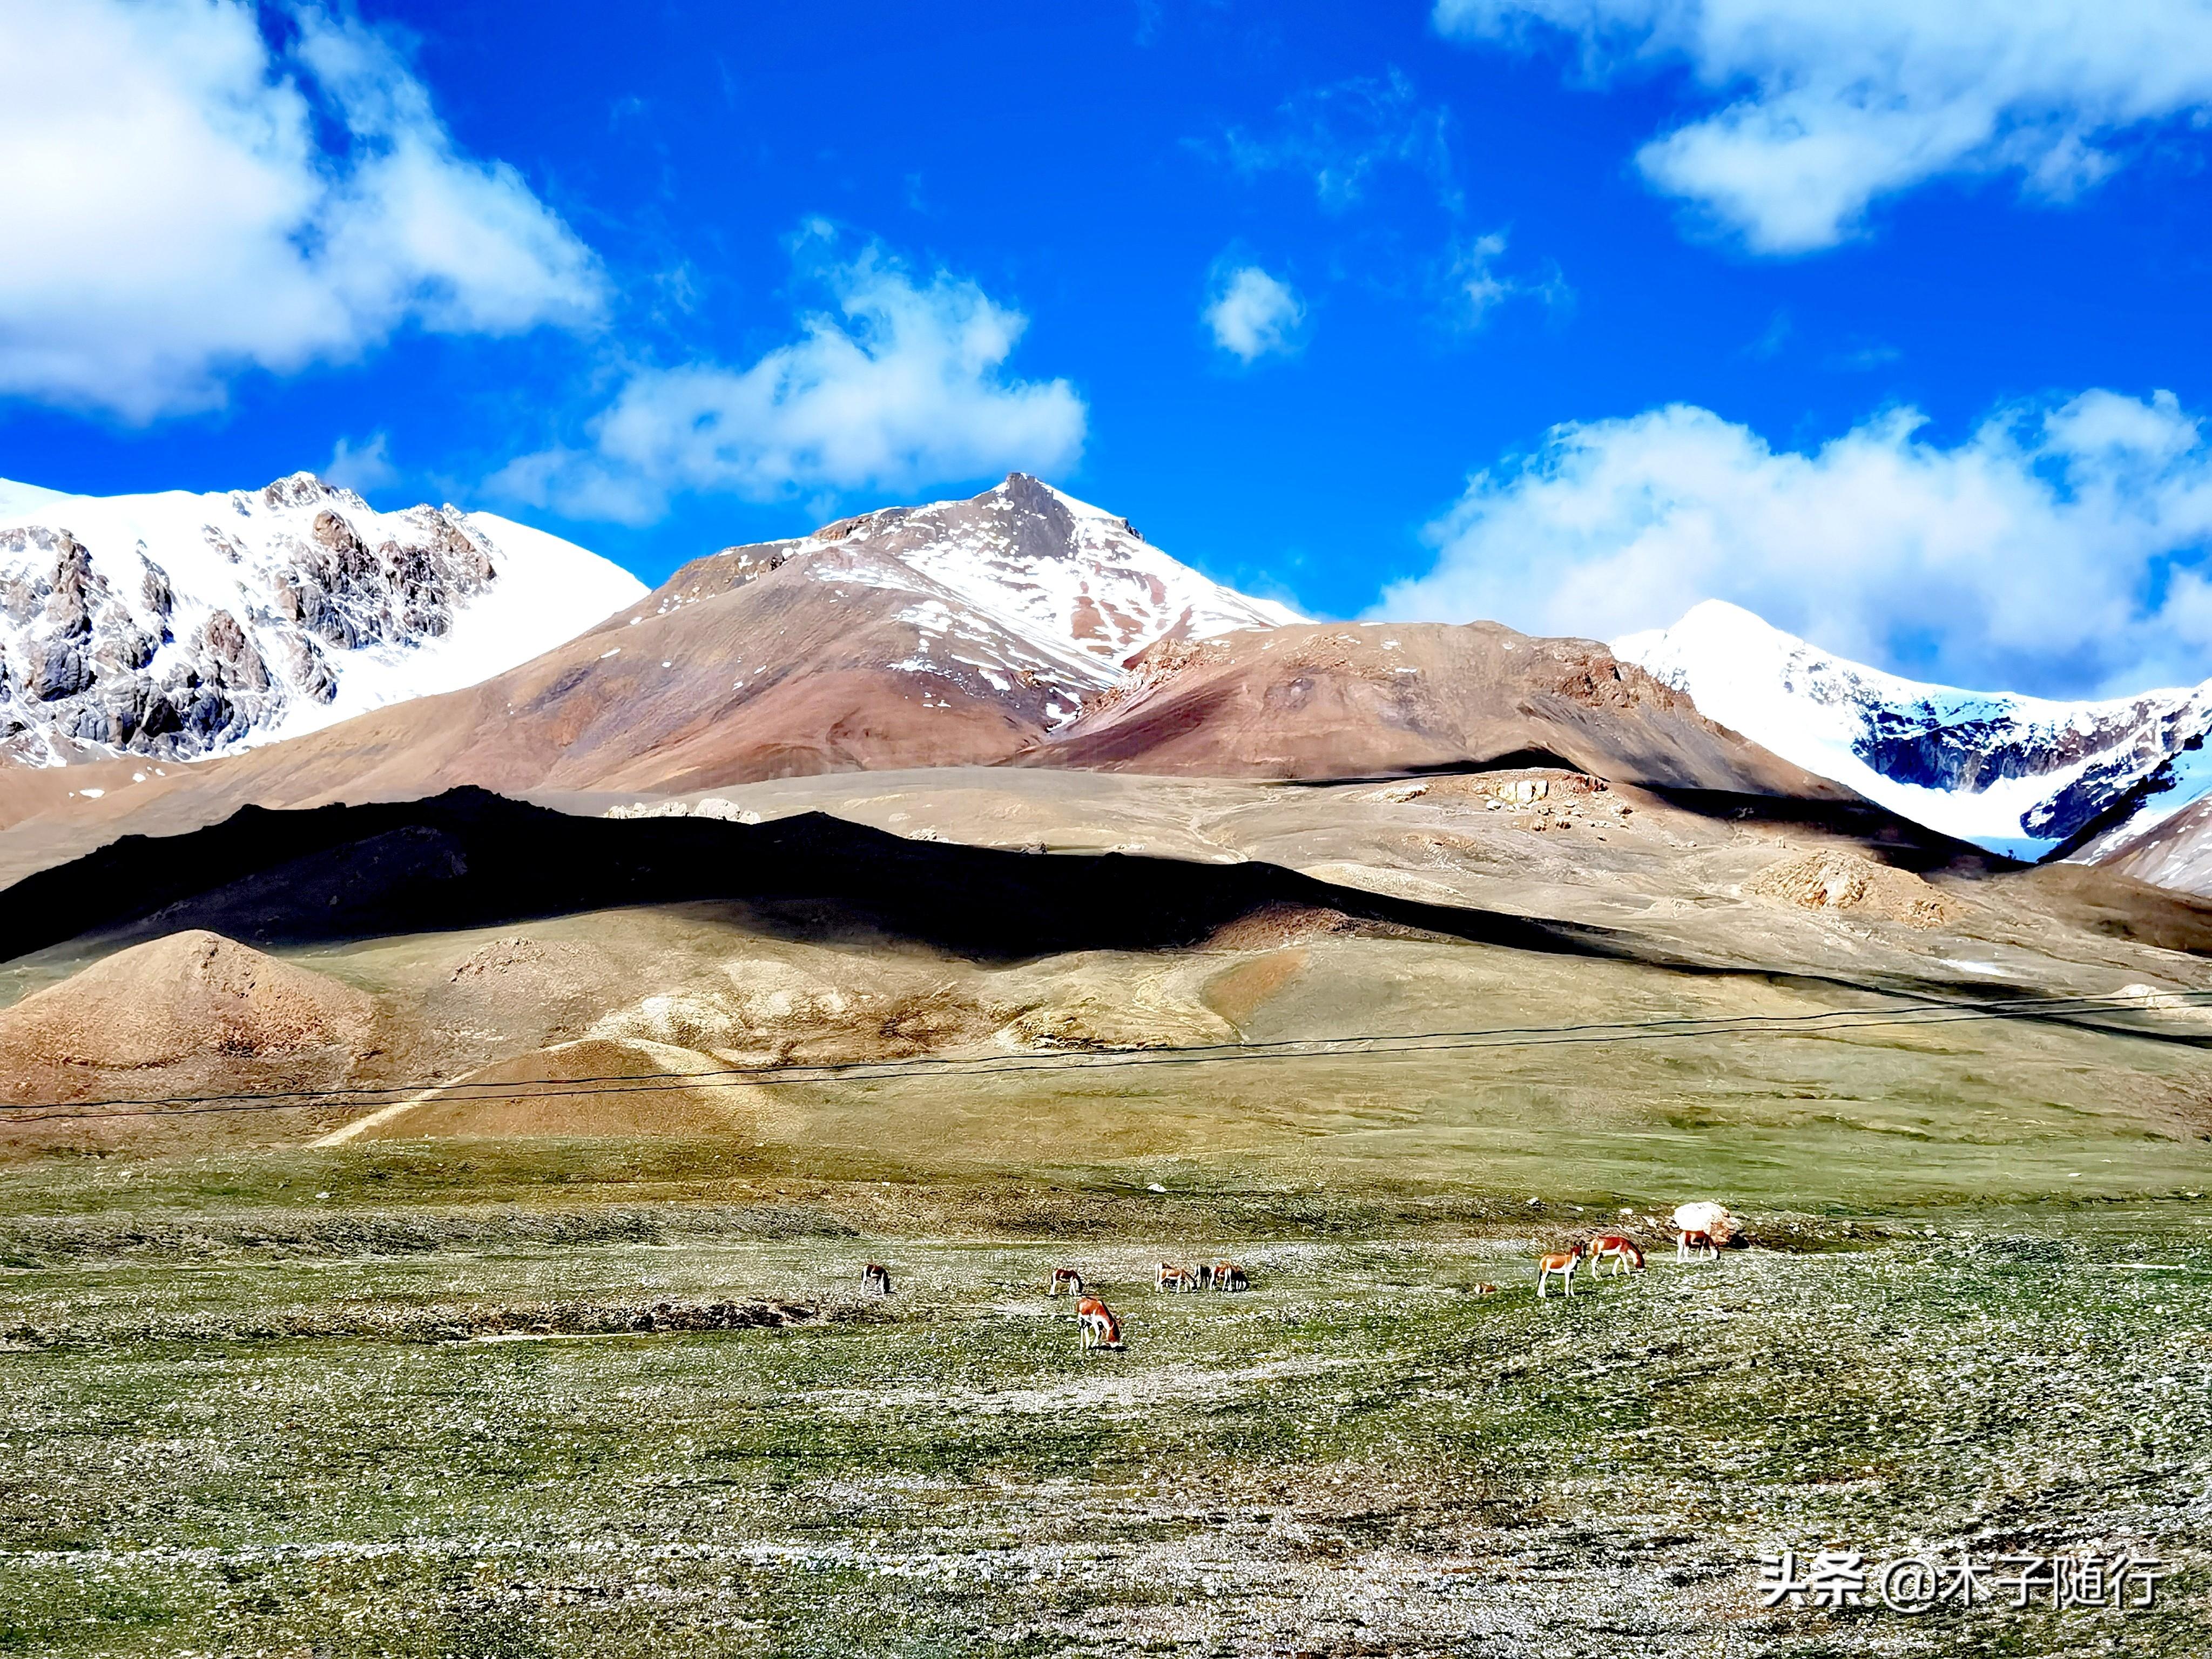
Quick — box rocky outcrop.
[1745,850,1963,929]
[0,471,639,766]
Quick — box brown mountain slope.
[0,531,1104,867]
[0,477,1233,858]
[1025,621,1850,795]
[0,929,372,1069]
[0,495,1854,889]
[2079,795,2212,898]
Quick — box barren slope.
[2079,793,2212,897]
[1028,621,1851,794]
[0,929,372,1068]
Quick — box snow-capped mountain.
[0,471,645,766]
[631,470,1304,729]
[0,472,1308,800]
[1615,600,2212,861]
[861,473,1301,663]
[690,471,1303,679]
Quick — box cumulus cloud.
[0,0,604,419]
[1434,0,2212,252]
[1372,390,2212,696]
[1204,266,1307,362]
[490,239,1086,524]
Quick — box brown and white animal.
[1206,1260,1249,1292]
[1470,1283,1501,1297]
[861,1263,892,1295]
[1077,1296,1123,1350]
[1048,1267,1085,1298]
[1586,1234,1646,1277]
[1677,1229,1718,1262]
[1536,1241,1587,1298]
[1672,1201,1741,1247]
[1155,1262,1199,1293]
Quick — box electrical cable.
[6,984,2208,1124]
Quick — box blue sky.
[5,1,2212,697]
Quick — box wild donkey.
[1536,1240,1587,1298]
[1077,1296,1124,1350]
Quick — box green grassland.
[9,889,2212,1657]
[3,1144,2211,1657]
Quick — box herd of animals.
[857,1201,1744,1352]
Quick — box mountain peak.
[0,475,644,767]
[693,475,1299,674]
[259,470,344,511]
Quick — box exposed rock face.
[0,929,373,1069]
[0,472,642,766]
[4,473,1305,802]
[726,471,1300,665]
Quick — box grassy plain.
[4,1134,2212,1658]
[9,768,2212,1655]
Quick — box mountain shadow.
[0,786,1649,967]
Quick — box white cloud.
[1440,230,1570,328]
[490,239,1086,524]
[1434,0,2212,252]
[1218,70,1461,213]
[325,431,398,493]
[0,0,604,419]
[1205,266,1306,362]
[1373,391,2212,696]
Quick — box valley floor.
[3,1159,2209,1657]
[7,770,2212,1654]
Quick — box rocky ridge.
[0,471,643,765]
[630,470,1303,727]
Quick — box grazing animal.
[1155,1262,1199,1293]
[1048,1266,1085,1298]
[1077,1296,1123,1350]
[1208,1260,1249,1292]
[1470,1283,1500,1297]
[1677,1229,1718,1262]
[1671,1201,1740,1247]
[1587,1234,1645,1277]
[1536,1241,1586,1298]
[861,1263,892,1295]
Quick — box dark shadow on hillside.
[1273,750,1593,787]
[0,786,1652,967]
[1639,786,2014,875]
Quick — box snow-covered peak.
[0,471,645,766]
[1616,599,2212,860]
[785,472,1303,668]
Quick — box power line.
[7,985,2209,1124]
